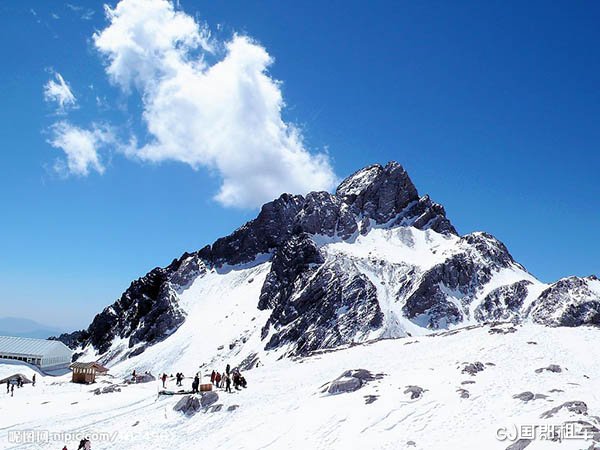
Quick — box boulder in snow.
[322,369,383,395]
[173,395,201,416]
[540,401,588,419]
[200,391,219,408]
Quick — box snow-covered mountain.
[56,162,600,366]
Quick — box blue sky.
[0,0,598,331]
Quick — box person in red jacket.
[215,371,222,388]
[210,370,216,384]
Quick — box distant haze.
[0,317,64,339]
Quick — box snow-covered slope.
[4,323,600,450]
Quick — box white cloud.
[48,122,112,176]
[44,72,77,112]
[93,0,337,208]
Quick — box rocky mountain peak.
[336,161,419,223]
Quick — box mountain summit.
[56,162,600,364]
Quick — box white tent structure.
[0,336,72,371]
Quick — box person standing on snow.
[226,364,230,376]
[6,379,9,394]
[210,370,216,385]
[192,374,200,394]
[161,373,168,389]
[215,372,221,388]
[32,374,36,387]
[225,374,232,393]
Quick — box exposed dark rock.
[293,191,358,239]
[258,233,324,311]
[173,395,201,416]
[404,385,426,400]
[528,276,600,326]
[200,391,219,408]
[227,405,240,412]
[535,364,562,374]
[540,401,588,419]
[211,194,305,266]
[505,439,532,450]
[208,404,223,413]
[513,392,548,402]
[55,255,194,358]
[261,237,384,356]
[327,376,361,394]
[477,281,532,322]
[364,395,379,404]
[323,369,384,395]
[462,362,486,376]
[457,388,470,399]
[403,233,518,328]
[238,353,260,371]
[92,385,122,395]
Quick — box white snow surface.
[2,323,600,449]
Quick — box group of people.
[210,364,247,393]
[158,363,248,394]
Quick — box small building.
[70,362,109,384]
[0,336,72,371]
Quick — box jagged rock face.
[402,233,518,328]
[89,266,186,356]
[474,280,532,322]
[260,234,383,355]
[399,195,456,235]
[211,162,454,267]
[211,193,305,266]
[258,233,325,310]
[58,254,206,357]
[528,276,600,326]
[336,162,419,223]
[293,192,358,239]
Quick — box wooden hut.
[70,362,109,384]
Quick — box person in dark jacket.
[6,379,9,394]
[210,370,216,385]
[161,373,167,389]
[225,374,232,393]
[32,374,36,387]
[215,371,221,388]
[226,364,230,376]
[192,374,200,394]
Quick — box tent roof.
[0,336,71,357]
[0,373,32,384]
